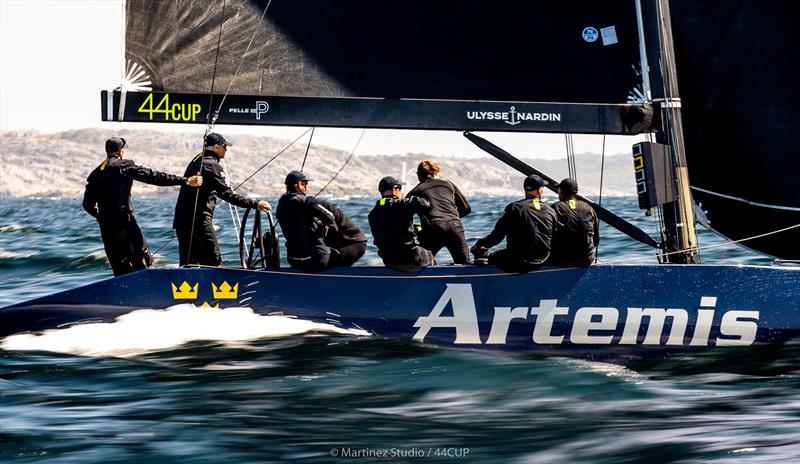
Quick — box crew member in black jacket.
[277,170,363,271]
[172,133,271,266]
[318,198,368,266]
[549,178,599,266]
[470,174,557,273]
[407,160,471,264]
[368,176,434,272]
[83,137,203,276]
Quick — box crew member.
[549,178,599,266]
[318,198,368,266]
[368,176,434,272]
[83,137,203,276]
[173,132,271,266]
[277,170,361,271]
[470,174,557,273]
[407,160,471,264]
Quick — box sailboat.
[2,0,798,361]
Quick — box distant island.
[0,128,637,198]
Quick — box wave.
[0,249,39,259]
[57,250,108,271]
[319,194,368,201]
[0,250,108,272]
[0,223,40,233]
[0,304,370,357]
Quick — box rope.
[315,129,366,196]
[221,159,243,243]
[596,134,606,262]
[605,222,800,264]
[211,0,275,124]
[185,0,228,266]
[564,133,576,179]
[691,186,800,212]
[301,127,316,172]
[151,235,175,258]
[233,127,313,190]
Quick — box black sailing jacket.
[83,156,186,225]
[317,199,367,249]
[276,192,338,260]
[407,179,470,225]
[368,196,431,258]
[476,198,557,264]
[172,150,258,230]
[550,199,599,266]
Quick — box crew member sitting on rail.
[470,174,557,273]
[83,137,203,276]
[407,160,471,264]
[277,171,361,270]
[548,178,599,267]
[368,176,435,272]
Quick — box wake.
[0,304,370,357]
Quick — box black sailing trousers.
[176,221,222,267]
[99,217,153,277]
[418,219,470,264]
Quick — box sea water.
[1,196,797,463]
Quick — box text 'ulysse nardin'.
[466,106,562,126]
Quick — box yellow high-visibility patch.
[532,199,541,211]
[99,159,108,171]
[569,199,577,209]
[380,198,387,206]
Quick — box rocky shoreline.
[0,128,636,198]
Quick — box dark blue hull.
[1,264,798,359]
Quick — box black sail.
[125,0,642,103]
[117,0,799,259]
[668,0,800,260]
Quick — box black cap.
[558,178,579,195]
[285,170,312,185]
[105,137,126,154]
[524,174,546,191]
[205,132,231,147]
[378,176,405,192]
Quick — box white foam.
[0,249,38,259]
[0,304,370,357]
[0,223,29,233]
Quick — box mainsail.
[111,0,650,133]
[106,0,799,259]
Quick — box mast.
[640,0,699,264]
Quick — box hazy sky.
[0,0,643,159]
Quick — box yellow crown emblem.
[212,281,239,299]
[199,301,220,308]
[172,281,199,299]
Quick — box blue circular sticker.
[582,27,599,43]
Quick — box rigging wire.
[211,0,275,124]
[233,127,314,190]
[564,133,576,180]
[185,0,228,267]
[605,223,800,265]
[301,127,316,172]
[182,0,274,264]
[221,159,243,243]
[595,134,606,262]
[315,130,366,196]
